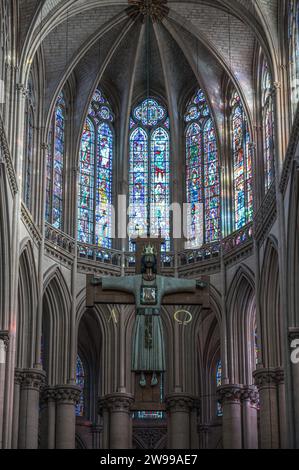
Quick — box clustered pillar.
[253,368,285,449]
[217,384,259,449]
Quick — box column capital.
[40,386,56,406]
[55,385,81,405]
[14,368,24,385]
[253,367,284,389]
[99,393,134,414]
[217,384,243,404]
[240,386,259,406]
[165,393,194,412]
[21,368,46,391]
[197,423,210,434]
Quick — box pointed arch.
[46,91,66,229]
[185,89,221,247]
[231,91,253,231]
[17,240,38,369]
[227,265,256,385]
[260,237,282,368]
[78,88,114,248]
[42,266,71,385]
[0,162,11,326]
[129,98,170,251]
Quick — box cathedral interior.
[0,0,299,450]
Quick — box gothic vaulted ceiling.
[18,0,279,138]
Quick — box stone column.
[253,368,280,449]
[241,386,259,449]
[217,385,242,449]
[100,393,134,449]
[40,387,56,449]
[198,424,210,449]
[55,385,81,449]
[18,369,46,449]
[166,394,193,449]
[289,328,299,448]
[12,370,23,449]
[0,332,9,449]
[190,400,200,449]
[91,424,103,449]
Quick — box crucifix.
[87,237,210,395]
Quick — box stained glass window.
[23,76,34,211]
[216,360,223,417]
[288,0,299,113]
[46,92,66,229]
[76,355,85,417]
[129,98,170,251]
[78,89,114,248]
[231,91,253,230]
[262,61,275,192]
[185,89,220,248]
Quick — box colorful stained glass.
[52,98,65,229]
[78,118,95,244]
[216,360,223,417]
[186,122,203,247]
[133,411,165,420]
[76,355,85,417]
[231,92,253,230]
[24,107,34,211]
[185,89,220,247]
[129,127,149,247]
[46,92,66,229]
[288,0,299,112]
[150,127,170,250]
[134,99,166,127]
[78,89,114,247]
[23,74,34,211]
[262,62,275,192]
[95,123,113,248]
[204,119,220,242]
[129,99,170,251]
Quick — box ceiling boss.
[126,0,169,23]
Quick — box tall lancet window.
[185,89,220,247]
[23,75,34,212]
[129,98,170,251]
[261,61,275,192]
[288,0,299,113]
[231,91,253,231]
[78,89,114,248]
[46,92,66,229]
[76,355,85,417]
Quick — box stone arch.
[16,240,38,369]
[287,159,299,326]
[0,162,10,329]
[227,265,256,385]
[42,266,71,385]
[260,237,282,368]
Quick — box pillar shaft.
[254,368,283,449]
[218,385,242,449]
[18,369,46,449]
[99,393,134,450]
[166,394,193,449]
[55,385,81,449]
[40,387,56,449]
